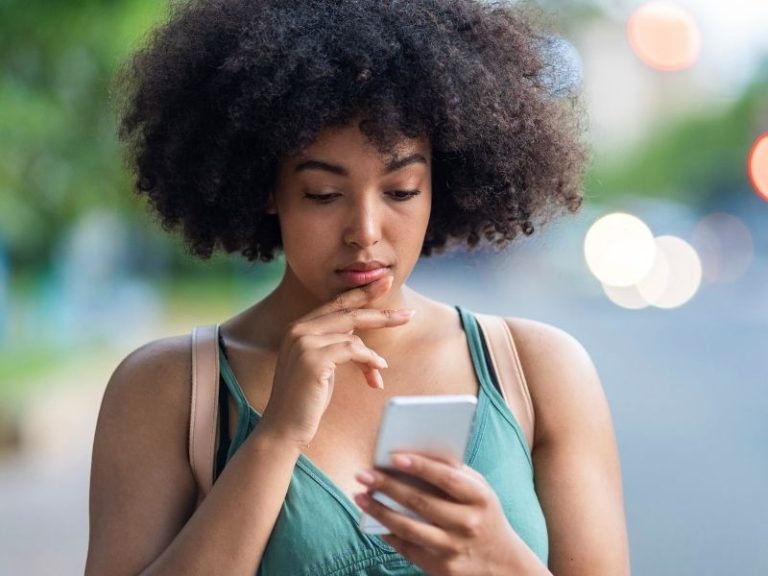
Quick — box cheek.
[402,198,431,240]
[279,212,342,282]
[279,209,329,245]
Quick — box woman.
[86,0,630,574]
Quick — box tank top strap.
[217,339,260,462]
[455,304,534,469]
[455,305,498,397]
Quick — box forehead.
[288,122,431,169]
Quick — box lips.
[337,260,388,272]
[336,264,391,286]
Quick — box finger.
[361,364,385,390]
[298,275,394,323]
[306,306,416,337]
[303,333,388,373]
[358,468,472,534]
[316,339,389,389]
[385,453,488,505]
[354,492,454,554]
[290,332,387,390]
[380,533,437,568]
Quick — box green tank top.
[215,305,549,575]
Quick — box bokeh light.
[691,213,753,283]
[627,2,701,71]
[602,282,650,310]
[636,235,702,308]
[584,212,656,287]
[748,133,768,201]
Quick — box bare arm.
[85,336,300,576]
[507,319,631,576]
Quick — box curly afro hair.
[114,0,588,263]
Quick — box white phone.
[358,394,478,535]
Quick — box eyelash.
[303,190,421,204]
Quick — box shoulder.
[94,332,195,479]
[96,332,194,468]
[87,334,197,574]
[502,317,603,449]
[112,333,192,383]
[101,334,192,426]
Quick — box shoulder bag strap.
[190,324,220,505]
[474,313,535,452]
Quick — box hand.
[259,275,416,450]
[354,452,539,576]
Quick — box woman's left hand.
[353,452,544,576]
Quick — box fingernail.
[392,454,412,468]
[375,371,384,389]
[378,355,389,368]
[354,492,371,508]
[355,470,375,485]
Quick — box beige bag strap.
[189,324,220,505]
[474,314,535,452]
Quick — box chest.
[222,331,480,504]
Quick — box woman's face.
[268,121,432,307]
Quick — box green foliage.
[0,0,167,271]
[586,73,768,204]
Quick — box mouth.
[336,266,391,286]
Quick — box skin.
[86,118,631,575]
[229,119,434,358]
[218,119,484,500]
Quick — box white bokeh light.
[636,235,702,308]
[584,212,656,287]
[602,282,651,310]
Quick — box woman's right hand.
[258,276,416,450]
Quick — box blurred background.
[1,0,766,573]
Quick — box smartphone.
[358,394,478,535]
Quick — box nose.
[343,195,382,248]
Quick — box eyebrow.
[293,152,428,176]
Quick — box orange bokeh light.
[748,133,768,202]
[627,2,701,71]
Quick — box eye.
[303,190,422,204]
[303,192,340,203]
[388,190,421,201]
